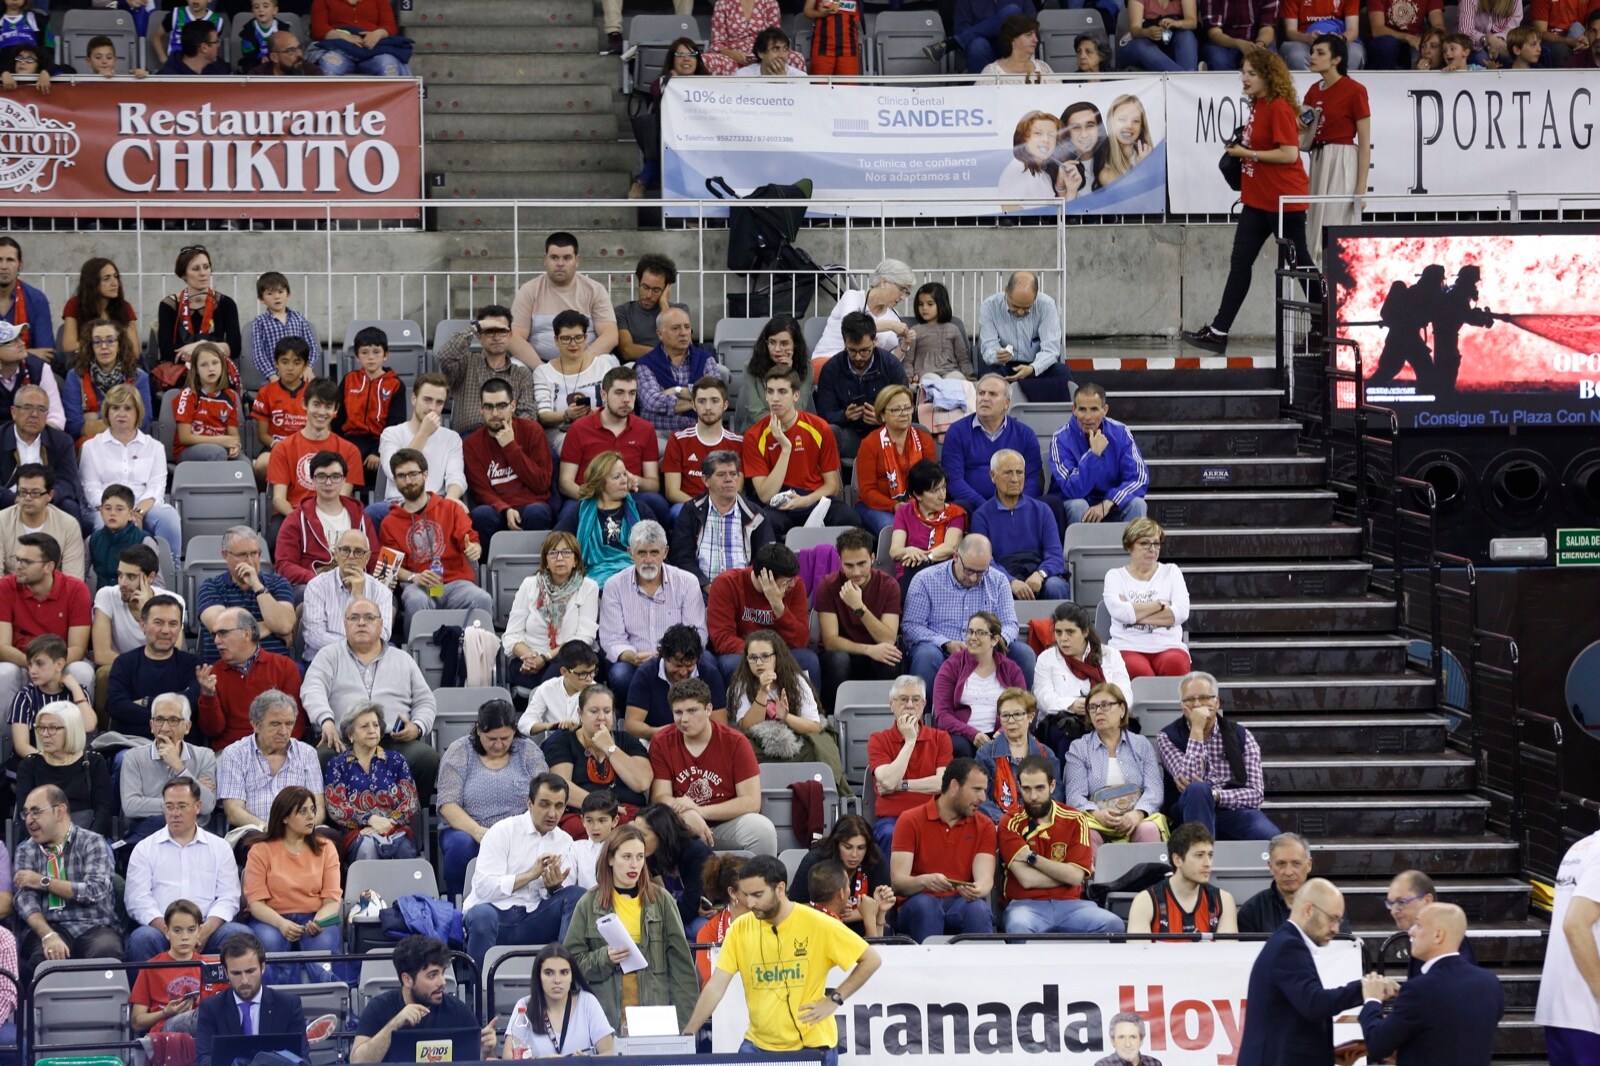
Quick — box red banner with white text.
[0,76,422,219]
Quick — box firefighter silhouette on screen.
[1369,264,1494,393]
[1433,265,1496,393]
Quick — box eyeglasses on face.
[333,546,370,558]
[346,613,381,624]
[1086,700,1124,712]
[1180,694,1219,707]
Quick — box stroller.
[709,176,840,318]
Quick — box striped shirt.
[250,308,323,380]
[196,572,296,663]
[9,681,57,728]
[697,498,751,579]
[216,736,324,823]
[1154,721,1266,812]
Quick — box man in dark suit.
[1360,903,1504,1065]
[194,932,310,1066]
[1237,878,1389,1066]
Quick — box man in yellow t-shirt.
[683,854,882,1065]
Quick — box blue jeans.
[439,827,480,899]
[719,649,821,694]
[1364,34,1413,69]
[856,504,895,535]
[314,50,412,76]
[1119,29,1199,71]
[1172,781,1280,841]
[127,920,253,963]
[470,502,557,550]
[898,892,993,942]
[464,886,586,973]
[1035,575,1072,601]
[953,3,1023,70]
[607,658,638,708]
[742,1038,836,1066]
[1063,495,1149,525]
[1201,42,1247,69]
[872,815,897,857]
[1003,898,1125,934]
[250,914,344,984]
[909,642,947,698]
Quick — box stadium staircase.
[1105,367,1546,1060]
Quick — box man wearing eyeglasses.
[274,450,379,598]
[195,609,304,751]
[13,784,122,979]
[302,597,439,799]
[118,689,215,850]
[1385,869,1477,976]
[0,463,85,581]
[866,675,951,855]
[975,271,1071,402]
[249,31,321,75]
[1152,670,1278,841]
[614,255,689,362]
[196,526,297,665]
[438,305,537,438]
[0,384,87,531]
[124,777,249,963]
[463,376,555,549]
[902,532,1033,693]
[301,529,391,664]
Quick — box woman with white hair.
[324,700,420,862]
[813,258,916,360]
[14,701,113,836]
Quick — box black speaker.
[1394,430,1600,562]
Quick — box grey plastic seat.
[624,14,704,94]
[344,857,439,951]
[405,607,497,688]
[435,686,515,750]
[58,9,136,71]
[32,958,130,1057]
[171,459,259,558]
[1066,521,1130,608]
[486,530,550,629]
[872,11,946,76]
[1037,8,1110,72]
[342,320,427,384]
[759,762,840,851]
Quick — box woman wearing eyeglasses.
[727,629,850,794]
[628,39,709,200]
[933,611,1028,760]
[1062,682,1166,850]
[1104,517,1192,678]
[64,318,152,445]
[14,700,112,837]
[854,384,935,535]
[813,259,915,361]
[504,532,599,690]
[324,700,419,862]
[975,689,1058,823]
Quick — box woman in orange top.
[243,785,343,984]
[854,384,935,537]
[693,852,749,983]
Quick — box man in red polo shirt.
[999,755,1124,934]
[742,366,854,538]
[647,677,778,855]
[889,757,995,942]
[867,678,951,855]
[556,365,670,526]
[0,531,94,716]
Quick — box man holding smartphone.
[436,305,538,437]
[816,311,908,461]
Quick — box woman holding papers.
[565,825,699,1034]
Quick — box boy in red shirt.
[646,677,778,854]
[705,541,820,693]
[334,325,406,478]
[266,378,364,531]
[661,376,741,508]
[250,335,311,479]
[741,366,849,537]
[130,900,227,1035]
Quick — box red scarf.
[991,752,1021,812]
[1065,655,1104,684]
[876,426,925,501]
[4,278,27,342]
[914,501,961,550]
[172,288,216,343]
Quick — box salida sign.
[711,941,1366,1066]
[0,77,421,219]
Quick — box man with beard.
[462,376,555,549]
[890,758,997,942]
[682,853,882,1065]
[194,933,308,1066]
[249,31,322,75]
[352,936,494,1063]
[1000,755,1124,933]
[1094,1013,1163,1066]
[378,448,490,618]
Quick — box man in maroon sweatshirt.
[463,376,555,550]
[274,449,379,594]
[705,541,821,692]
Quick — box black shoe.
[922,39,951,63]
[1182,325,1228,353]
[603,32,623,55]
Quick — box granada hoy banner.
[710,940,1365,1066]
[0,77,422,218]
[1164,70,1600,215]
[661,77,1166,218]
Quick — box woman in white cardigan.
[503,530,600,689]
[1034,602,1132,761]
[1103,517,1192,678]
[79,382,182,553]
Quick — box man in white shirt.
[461,773,585,972]
[1539,827,1600,1064]
[0,464,85,580]
[92,543,184,666]
[518,640,598,744]
[300,529,392,663]
[124,777,250,962]
[369,373,466,528]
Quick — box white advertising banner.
[710,939,1366,1066]
[1164,70,1600,215]
[661,78,1168,218]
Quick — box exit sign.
[1556,529,1600,567]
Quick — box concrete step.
[425,115,620,142]
[1483,967,1543,1010]
[411,53,617,85]
[1262,751,1473,792]
[1310,835,1521,877]
[1126,421,1302,459]
[1219,675,1435,713]
[437,205,641,235]
[1234,712,1448,755]
[427,141,638,173]
[1163,525,1363,560]
[428,171,632,199]
[1148,489,1337,528]
[1189,635,1408,676]
[401,0,592,26]
[1179,561,1371,600]
[1099,389,1284,422]
[1188,596,1398,635]
[407,26,601,53]
[1263,792,1488,836]
[1145,455,1326,489]
[425,84,616,114]
[1343,878,1530,925]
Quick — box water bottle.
[429,556,445,597]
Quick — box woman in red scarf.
[155,246,241,387]
[1033,602,1134,761]
[889,458,965,591]
[853,384,933,535]
[975,689,1059,823]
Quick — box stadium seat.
[802,316,828,354]
[484,944,540,1018]
[406,607,498,688]
[58,9,136,72]
[229,10,307,51]
[871,11,947,76]
[485,530,550,629]
[874,525,894,574]
[433,318,477,355]
[1011,402,1071,438]
[834,681,894,788]
[345,857,439,950]
[1066,522,1129,609]
[760,762,840,851]
[1037,8,1110,72]
[32,958,129,1057]
[714,316,765,414]
[1013,599,1067,626]
[779,847,807,883]
[276,975,350,1065]
[784,525,854,555]
[1129,675,1182,733]
[435,686,515,750]
[171,459,259,558]
[342,320,426,384]
[623,14,704,95]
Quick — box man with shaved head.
[1358,902,1503,1064]
[249,31,320,75]
[976,271,1070,400]
[1238,878,1385,1066]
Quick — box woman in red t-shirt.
[1183,47,1316,353]
[1305,34,1372,267]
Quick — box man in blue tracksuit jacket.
[1049,383,1149,524]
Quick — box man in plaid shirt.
[1154,671,1280,841]
[1200,0,1279,69]
[14,784,122,978]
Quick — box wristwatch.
[39,876,51,892]
[1024,852,1038,867]
[853,606,866,618]
[825,988,844,1007]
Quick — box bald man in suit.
[1359,903,1503,1065]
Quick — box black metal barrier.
[20,949,482,1062]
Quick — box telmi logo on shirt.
[752,960,805,987]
